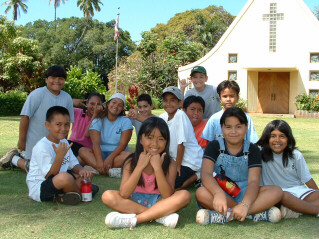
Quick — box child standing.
[160,86,203,189]
[0,65,74,172]
[201,80,258,143]
[257,120,319,218]
[182,95,208,149]
[179,66,221,120]
[196,107,282,225]
[102,117,191,229]
[26,106,98,205]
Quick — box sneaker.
[196,209,227,225]
[105,212,137,229]
[194,179,202,188]
[25,159,30,173]
[280,205,301,219]
[109,168,122,178]
[251,207,281,223]
[55,192,81,205]
[155,213,179,228]
[83,165,99,175]
[92,184,99,197]
[0,148,19,170]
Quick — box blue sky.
[1,0,318,43]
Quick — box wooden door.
[257,72,289,114]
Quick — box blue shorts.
[131,193,162,208]
[102,151,112,159]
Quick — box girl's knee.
[195,187,207,201]
[101,190,117,206]
[78,147,92,157]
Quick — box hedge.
[0,91,27,116]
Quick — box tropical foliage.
[295,93,319,112]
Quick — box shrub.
[295,94,316,111]
[0,91,27,116]
[152,97,162,109]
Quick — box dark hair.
[183,95,205,113]
[125,117,171,187]
[256,120,296,167]
[220,107,248,126]
[82,93,106,117]
[45,65,67,79]
[217,80,240,96]
[137,93,152,106]
[46,106,70,122]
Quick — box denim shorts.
[131,192,162,208]
[102,151,112,159]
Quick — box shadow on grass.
[0,116,20,122]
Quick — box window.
[310,71,319,81]
[309,90,319,96]
[228,54,238,63]
[228,71,237,81]
[310,53,319,63]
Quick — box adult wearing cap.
[179,66,221,120]
[79,93,133,177]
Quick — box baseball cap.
[161,86,183,100]
[190,66,207,75]
[107,92,126,106]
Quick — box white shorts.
[282,185,317,200]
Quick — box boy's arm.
[176,143,185,176]
[45,142,72,179]
[18,115,29,151]
[178,78,190,97]
[305,178,319,189]
[72,164,92,179]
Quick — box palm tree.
[2,0,28,21]
[72,0,103,51]
[49,0,67,29]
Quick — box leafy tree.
[49,0,67,29]
[2,0,28,21]
[315,6,319,19]
[20,17,136,87]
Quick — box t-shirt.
[130,118,142,137]
[134,172,160,194]
[194,120,208,149]
[201,110,259,143]
[90,116,133,152]
[260,149,312,188]
[69,108,92,148]
[184,85,221,120]
[26,137,79,202]
[20,86,74,159]
[203,139,262,168]
[160,109,203,172]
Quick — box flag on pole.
[114,15,119,41]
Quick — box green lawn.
[0,113,318,239]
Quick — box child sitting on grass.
[257,120,319,218]
[196,107,282,225]
[201,80,258,143]
[182,95,208,149]
[160,86,203,190]
[102,117,191,229]
[26,106,98,205]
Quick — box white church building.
[178,0,319,114]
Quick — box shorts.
[68,140,84,157]
[283,185,317,200]
[102,151,112,159]
[175,165,196,189]
[131,192,162,208]
[40,171,76,202]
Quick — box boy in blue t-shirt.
[201,80,258,143]
[0,65,75,172]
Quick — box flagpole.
[115,7,120,92]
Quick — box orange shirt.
[194,120,208,149]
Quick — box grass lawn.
[0,112,318,239]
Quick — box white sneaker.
[251,207,281,223]
[109,168,122,178]
[280,205,301,219]
[196,209,227,225]
[155,213,179,228]
[105,212,137,229]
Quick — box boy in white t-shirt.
[160,86,203,190]
[26,106,98,205]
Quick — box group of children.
[0,65,318,228]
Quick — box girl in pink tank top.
[102,117,191,229]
